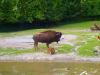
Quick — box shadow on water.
[0,61,100,75]
[0,17,100,33]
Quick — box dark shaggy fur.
[33,30,62,48]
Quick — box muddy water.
[0,61,100,75]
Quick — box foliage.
[0,0,20,22]
[81,0,100,17]
[0,20,100,56]
[0,0,100,23]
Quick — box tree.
[0,0,20,22]
[0,0,100,23]
[81,0,100,17]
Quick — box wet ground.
[0,32,100,75]
[0,34,100,62]
[0,61,100,75]
[0,53,100,62]
[0,34,77,49]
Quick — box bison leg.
[56,41,59,44]
[34,42,38,50]
[46,43,51,54]
[46,43,50,48]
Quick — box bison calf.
[48,47,55,54]
[33,30,62,49]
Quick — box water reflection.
[0,62,100,75]
[52,68,69,75]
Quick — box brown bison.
[33,30,62,48]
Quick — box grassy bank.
[0,20,100,37]
[0,20,100,57]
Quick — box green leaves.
[81,0,100,17]
[0,0,20,22]
[0,0,100,23]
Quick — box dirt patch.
[0,35,33,49]
[0,34,77,49]
[0,53,100,62]
[0,34,100,62]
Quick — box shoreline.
[0,53,100,62]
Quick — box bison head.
[56,32,62,42]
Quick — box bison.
[48,47,55,54]
[33,30,62,49]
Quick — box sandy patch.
[0,34,77,49]
[0,53,100,62]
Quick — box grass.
[57,44,73,53]
[0,20,100,37]
[0,20,100,57]
[0,48,35,55]
[77,38,100,57]
[55,20,100,29]
[0,44,73,55]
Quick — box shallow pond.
[0,61,100,75]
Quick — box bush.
[0,0,100,23]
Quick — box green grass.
[77,38,100,57]
[0,44,73,55]
[55,20,100,29]
[0,29,46,37]
[0,48,35,55]
[57,44,73,53]
[37,43,73,54]
[0,20,100,57]
[0,20,100,37]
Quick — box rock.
[93,46,100,56]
